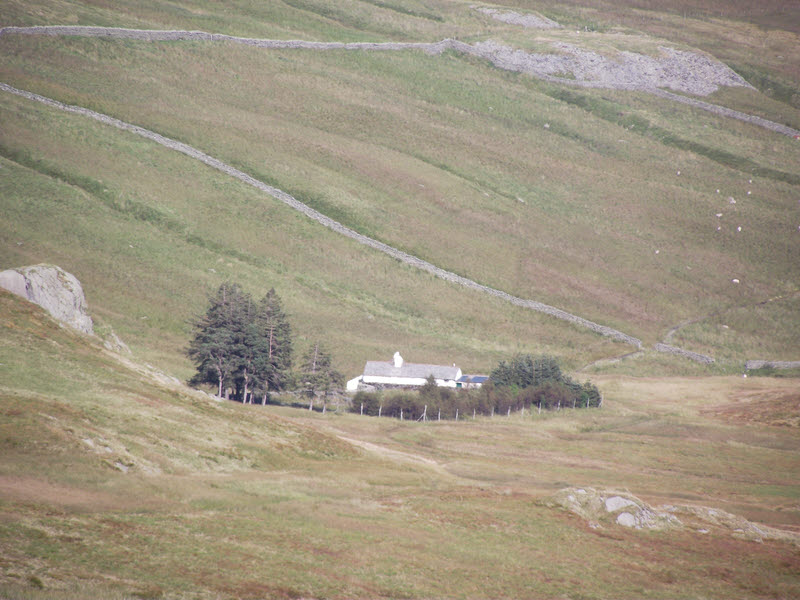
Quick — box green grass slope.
[0,86,625,378]
[1,0,798,377]
[2,290,799,599]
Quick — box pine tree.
[230,290,257,403]
[188,285,293,404]
[252,288,292,403]
[187,282,246,398]
[299,341,343,398]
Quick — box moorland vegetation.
[1,0,799,598]
[1,289,799,599]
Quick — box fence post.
[360,403,363,416]
[438,408,441,421]
[455,408,458,421]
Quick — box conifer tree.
[188,284,293,403]
[299,341,343,398]
[231,290,257,403]
[187,282,246,398]
[253,288,293,402]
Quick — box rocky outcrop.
[0,264,94,334]
[548,487,681,531]
[547,487,800,545]
[470,40,754,96]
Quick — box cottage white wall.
[362,375,459,388]
[346,376,363,392]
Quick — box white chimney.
[393,351,404,368]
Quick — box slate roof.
[457,375,490,384]
[363,361,461,380]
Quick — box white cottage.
[346,352,462,392]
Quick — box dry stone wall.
[2,26,796,138]
[653,343,714,364]
[744,360,800,371]
[0,81,641,348]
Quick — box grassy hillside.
[1,0,799,378]
[1,290,799,599]
[0,86,626,379]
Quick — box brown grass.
[702,387,800,427]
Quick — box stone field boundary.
[0,81,643,349]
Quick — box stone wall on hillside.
[0,81,643,348]
[745,360,800,371]
[2,26,797,137]
[653,343,715,364]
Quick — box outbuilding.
[456,375,489,389]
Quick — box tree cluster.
[351,354,600,420]
[187,283,342,403]
[490,354,601,409]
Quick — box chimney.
[393,351,404,368]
